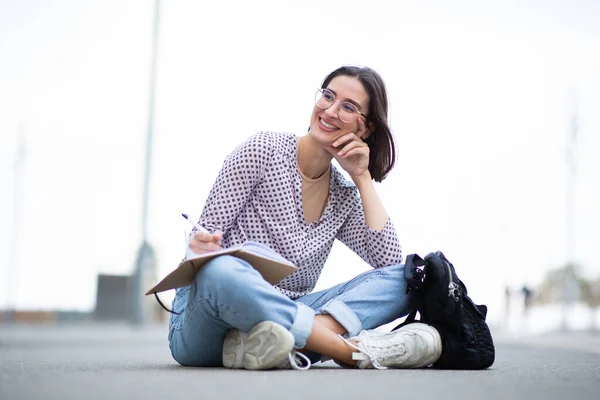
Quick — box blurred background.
[0,0,599,334]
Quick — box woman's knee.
[193,255,252,293]
[379,262,406,279]
[377,263,411,298]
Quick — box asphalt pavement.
[1,323,599,400]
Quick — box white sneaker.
[222,321,311,370]
[222,329,247,369]
[342,322,442,369]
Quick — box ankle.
[335,335,358,366]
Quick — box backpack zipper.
[444,259,461,302]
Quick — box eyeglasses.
[314,88,368,123]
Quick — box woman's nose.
[324,102,340,119]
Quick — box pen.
[181,213,210,234]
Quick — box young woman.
[168,66,441,370]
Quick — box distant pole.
[566,90,577,274]
[5,126,26,323]
[562,89,578,331]
[132,0,161,325]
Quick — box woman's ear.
[362,121,375,140]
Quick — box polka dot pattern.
[196,131,402,299]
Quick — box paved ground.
[1,323,599,400]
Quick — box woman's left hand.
[326,118,371,181]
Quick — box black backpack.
[393,251,495,369]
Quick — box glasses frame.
[314,88,368,123]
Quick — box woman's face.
[309,75,370,147]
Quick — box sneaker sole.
[243,321,294,370]
[397,322,442,368]
[222,329,245,369]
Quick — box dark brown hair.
[321,66,396,182]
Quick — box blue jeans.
[168,255,414,366]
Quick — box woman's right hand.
[188,230,223,255]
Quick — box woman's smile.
[318,117,340,131]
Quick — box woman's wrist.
[353,171,389,231]
[352,170,373,190]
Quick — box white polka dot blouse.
[195,131,402,299]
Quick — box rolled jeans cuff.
[319,299,363,337]
[290,302,315,348]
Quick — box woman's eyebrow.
[327,88,364,110]
[344,98,363,110]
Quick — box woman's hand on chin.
[326,118,372,183]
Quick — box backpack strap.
[392,254,428,332]
[391,309,419,331]
[404,253,426,292]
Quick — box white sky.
[1,0,599,326]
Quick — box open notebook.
[145,241,297,295]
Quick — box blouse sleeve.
[335,198,403,268]
[195,132,273,235]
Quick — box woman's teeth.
[320,119,337,130]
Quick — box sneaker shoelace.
[340,331,407,370]
[288,350,312,370]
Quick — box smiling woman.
[167,65,442,371]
